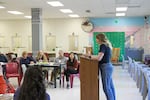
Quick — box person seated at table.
[36,50,49,81]
[36,50,48,62]
[13,66,50,100]
[0,52,8,63]
[0,52,8,81]
[64,52,79,88]
[50,50,67,83]
[20,51,36,75]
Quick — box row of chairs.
[127,56,150,100]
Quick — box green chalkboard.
[93,32,125,61]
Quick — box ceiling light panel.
[47,1,64,7]
[60,9,73,13]
[116,13,126,16]
[0,6,5,9]
[8,11,24,15]
[24,16,31,19]
[69,14,80,17]
[116,7,128,11]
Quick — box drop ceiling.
[0,0,149,19]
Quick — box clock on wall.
[81,20,94,33]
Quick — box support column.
[31,8,43,57]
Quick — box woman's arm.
[66,60,78,70]
[73,60,78,70]
[91,52,104,61]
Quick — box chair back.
[27,53,33,57]
[6,62,19,74]
[111,48,120,63]
[64,53,70,57]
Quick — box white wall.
[0,18,89,54]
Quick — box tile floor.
[9,65,143,100]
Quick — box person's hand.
[30,61,34,64]
[82,54,89,57]
[74,68,77,70]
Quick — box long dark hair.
[68,52,75,62]
[18,66,46,100]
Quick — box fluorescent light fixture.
[69,14,80,17]
[47,1,64,7]
[8,11,24,15]
[24,16,31,19]
[60,9,73,13]
[116,13,126,16]
[0,6,5,9]
[116,7,128,11]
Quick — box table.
[29,62,65,88]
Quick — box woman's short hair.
[22,51,27,57]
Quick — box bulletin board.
[93,32,125,61]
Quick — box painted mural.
[88,17,150,60]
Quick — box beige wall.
[0,18,89,55]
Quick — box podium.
[80,56,99,100]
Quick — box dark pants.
[99,63,116,100]
[2,65,9,83]
[42,70,48,80]
[64,68,78,82]
[2,65,6,76]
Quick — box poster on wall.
[93,32,125,61]
[45,35,56,51]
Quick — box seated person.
[64,52,79,88]
[36,50,48,81]
[13,66,50,100]
[36,50,48,62]
[0,52,8,81]
[50,50,67,82]
[20,51,36,75]
[0,52,8,63]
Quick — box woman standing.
[88,33,116,100]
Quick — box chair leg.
[70,75,74,88]
[46,72,48,81]
[18,77,21,86]
[62,75,64,87]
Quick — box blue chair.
[147,75,150,100]
[136,63,145,88]
[140,67,150,99]
[142,68,150,100]
[121,55,125,69]
[139,65,148,93]
[127,56,132,74]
